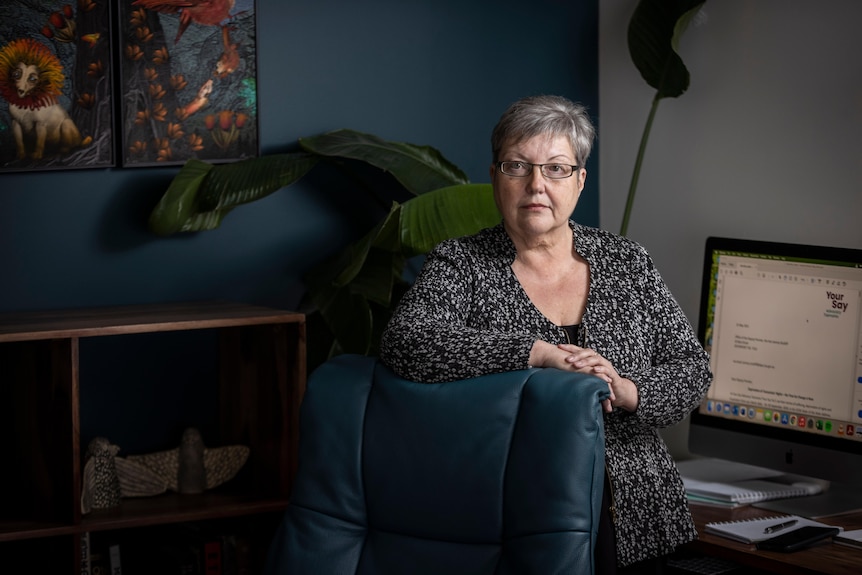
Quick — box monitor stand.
[754,482,862,518]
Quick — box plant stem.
[620,92,661,237]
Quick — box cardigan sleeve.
[620,249,712,428]
[379,239,536,383]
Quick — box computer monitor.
[688,236,862,517]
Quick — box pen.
[763,519,798,534]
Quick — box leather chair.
[264,354,610,575]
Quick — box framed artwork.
[118,0,259,167]
[0,0,115,172]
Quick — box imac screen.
[690,236,862,514]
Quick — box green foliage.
[621,0,706,236]
[147,129,501,359]
[148,153,319,235]
[300,129,470,194]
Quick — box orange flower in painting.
[49,12,65,29]
[148,83,166,100]
[175,108,189,122]
[153,138,172,161]
[170,74,187,91]
[46,9,75,43]
[76,93,94,109]
[144,67,158,82]
[87,60,103,77]
[129,8,146,26]
[134,109,150,125]
[166,123,185,140]
[79,0,96,13]
[153,47,170,65]
[63,4,74,18]
[81,34,100,48]
[129,140,148,155]
[206,109,248,150]
[152,102,168,122]
[136,26,154,43]
[187,133,204,151]
[125,44,143,61]
[217,110,234,131]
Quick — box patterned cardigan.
[379,221,712,567]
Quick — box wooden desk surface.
[686,503,862,575]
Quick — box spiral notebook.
[833,529,862,549]
[704,515,838,543]
[683,477,823,504]
[677,458,823,505]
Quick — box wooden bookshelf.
[0,301,306,572]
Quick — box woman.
[379,95,711,573]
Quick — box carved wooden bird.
[131,0,236,44]
[115,427,249,497]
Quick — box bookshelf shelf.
[0,301,306,572]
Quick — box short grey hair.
[491,95,596,167]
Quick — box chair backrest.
[264,354,609,575]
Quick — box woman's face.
[490,134,586,242]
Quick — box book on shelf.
[677,457,823,505]
[85,524,246,575]
[704,514,840,544]
[81,532,92,575]
[109,544,122,575]
[204,539,222,575]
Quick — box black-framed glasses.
[496,161,579,179]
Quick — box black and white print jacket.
[380,221,712,567]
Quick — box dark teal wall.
[0,0,598,314]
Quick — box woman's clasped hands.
[560,344,639,414]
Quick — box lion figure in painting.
[0,38,84,160]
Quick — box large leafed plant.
[622,0,706,236]
[148,129,501,360]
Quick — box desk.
[686,503,862,575]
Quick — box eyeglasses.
[496,161,579,179]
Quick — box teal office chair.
[265,354,610,574]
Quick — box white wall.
[599,0,862,457]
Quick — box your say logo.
[826,291,850,312]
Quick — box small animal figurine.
[80,437,122,514]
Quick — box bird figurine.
[80,437,122,514]
[115,427,249,497]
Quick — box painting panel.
[0,0,114,172]
[118,0,259,167]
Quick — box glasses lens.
[500,162,531,176]
[541,164,574,179]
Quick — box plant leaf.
[197,152,319,210]
[303,183,499,357]
[300,129,470,195]
[148,153,319,234]
[627,0,705,99]
[400,183,499,256]
[305,203,402,296]
[148,159,212,236]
